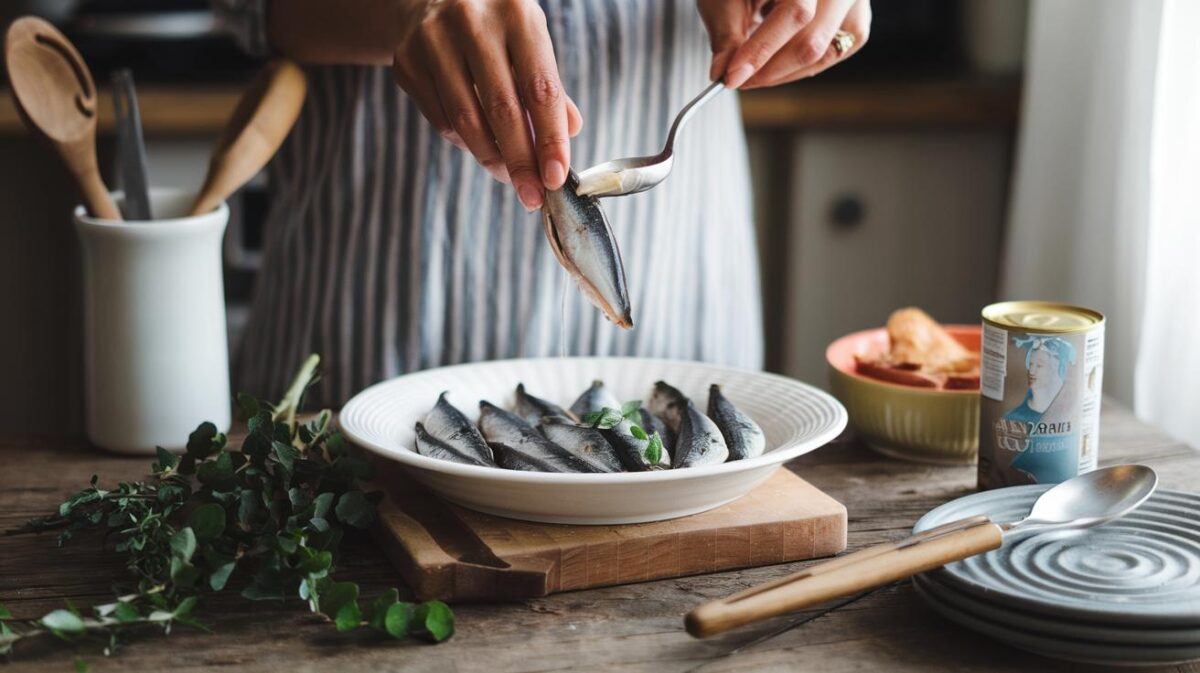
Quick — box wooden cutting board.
[369,462,847,602]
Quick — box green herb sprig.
[582,401,665,464]
[1,354,453,660]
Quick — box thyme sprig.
[1,354,453,661]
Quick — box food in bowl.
[855,308,980,390]
[828,314,981,465]
[412,379,765,473]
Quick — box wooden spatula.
[189,60,307,216]
[4,16,120,220]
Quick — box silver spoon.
[575,80,725,198]
[998,463,1158,535]
[686,464,1159,638]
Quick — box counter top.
[0,398,1191,672]
[0,76,1020,136]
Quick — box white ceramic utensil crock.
[74,188,231,454]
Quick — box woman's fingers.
[392,46,462,149]
[453,19,543,208]
[507,4,570,190]
[567,96,583,137]
[697,0,753,82]
[392,0,583,205]
[742,0,862,88]
[721,0,817,88]
[417,19,512,183]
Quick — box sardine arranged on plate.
[649,382,729,468]
[541,171,633,329]
[479,401,604,473]
[418,392,495,466]
[708,384,766,460]
[539,420,624,473]
[515,383,576,426]
[410,381,764,474]
[569,379,621,419]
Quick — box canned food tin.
[977,301,1105,490]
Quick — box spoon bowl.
[1012,463,1159,533]
[576,81,723,198]
[4,16,119,219]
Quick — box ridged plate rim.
[913,573,1200,645]
[915,484,1200,626]
[912,576,1200,666]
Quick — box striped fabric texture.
[217,0,764,407]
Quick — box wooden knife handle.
[685,515,1003,638]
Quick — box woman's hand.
[697,0,871,89]
[392,0,583,210]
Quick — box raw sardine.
[647,381,689,432]
[414,422,495,467]
[707,384,766,460]
[541,171,633,328]
[422,391,494,465]
[514,383,577,426]
[539,420,623,472]
[569,380,621,418]
[600,418,671,471]
[672,400,729,468]
[478,401,603,473]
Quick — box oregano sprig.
[2,354,453,662]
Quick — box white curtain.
[1002,0,1200,447]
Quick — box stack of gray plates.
[913,485,1200,667]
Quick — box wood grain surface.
[371,465,845,602]
[2,398,1197,673]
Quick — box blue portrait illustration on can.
[1005,336,1078,482]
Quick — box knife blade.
[111,69,151,220]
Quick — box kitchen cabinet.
[749,130,1010,385]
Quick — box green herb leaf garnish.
[583,407,625,429]
[644,433,664,465]
[620,400,642,421]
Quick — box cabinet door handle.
[829,194,866,230]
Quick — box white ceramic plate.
[340,357,847,524]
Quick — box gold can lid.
[982,301,1105,333]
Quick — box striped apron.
[231,0,764,406]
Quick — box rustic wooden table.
[2,400,1197,673]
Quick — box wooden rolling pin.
[685,515,1003,638]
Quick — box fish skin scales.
[541,171,633,328]
[477,401,604,473]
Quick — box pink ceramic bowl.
[826,326,981,464]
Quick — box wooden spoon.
[190,60,307,216]
[4,16,120,220]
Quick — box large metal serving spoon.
[686,464,1159,638]
[4,16,120,220]
[575,80,725,198]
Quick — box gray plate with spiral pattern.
[914,485,1200,626]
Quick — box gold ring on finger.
[833,30,855,56]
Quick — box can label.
[978,321,1104,489]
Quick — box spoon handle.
[661,80,725,156]
[75,162,122,220]
[684,515,1003,638]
